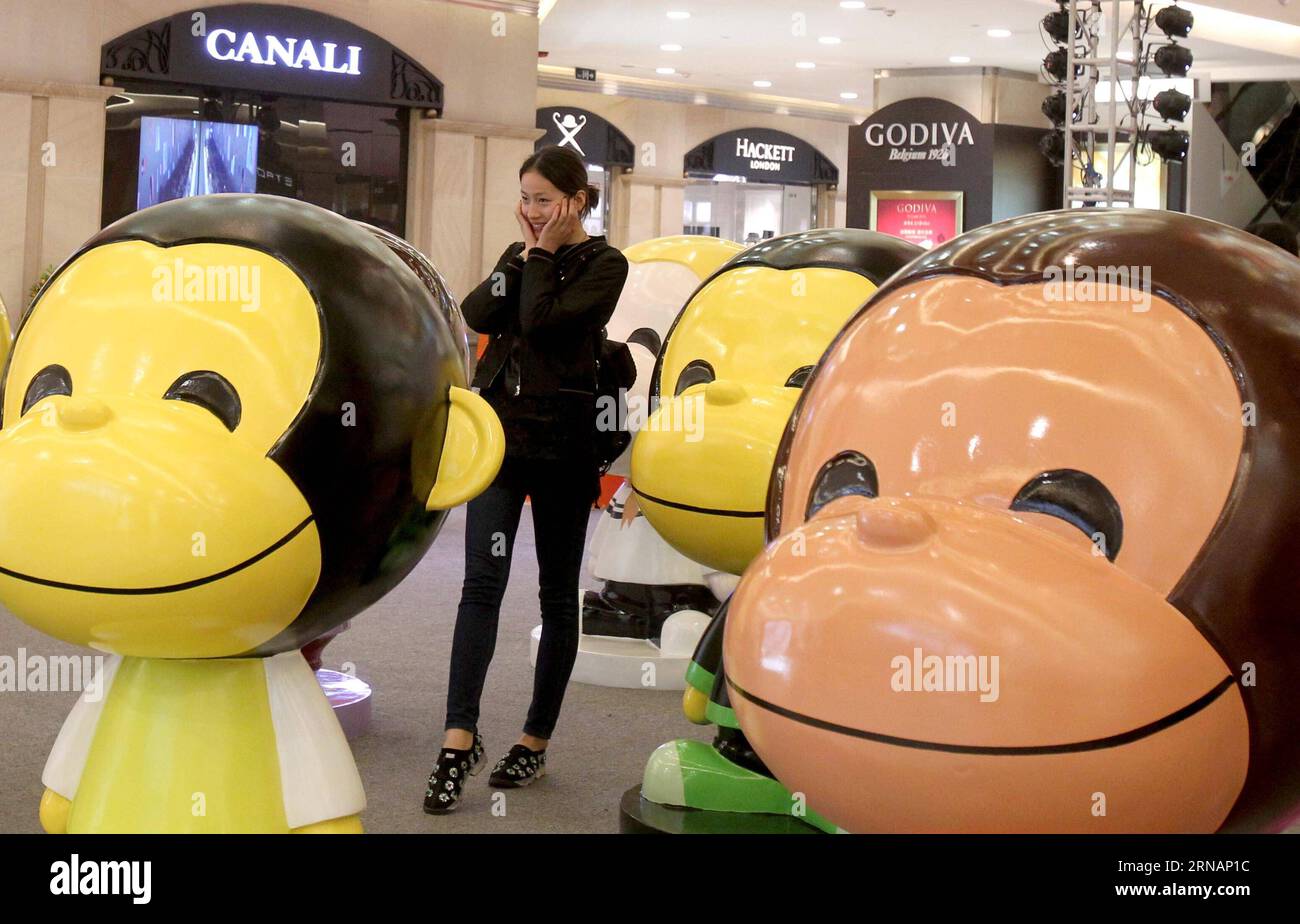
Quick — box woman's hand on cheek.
[536,197,571,253]
[515,201,539,256]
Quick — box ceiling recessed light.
[987,28,1012,38]
[840,1,866,8]
[840,91,859,100]
[660,43,682,52]
[819,36,842,45]
[753,79,772,88]
[796,61,816,69]
[666,10,690,20]
[949,55,971,63]
[656,66,676,75]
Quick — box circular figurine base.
[317,669,372,739]
[618,785,824,834]
[528,596,710,690]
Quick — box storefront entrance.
[683,180,816,244]
[103,84,410,233]
[98,3,442,235]
[682,127,837,243]
[535,106,635,238]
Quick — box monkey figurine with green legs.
[630,230,921,830]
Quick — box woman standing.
[425,146,628,814]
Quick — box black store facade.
[846,97,1060,247]
[100,3,443,235]
[683,128,839,244]
[534,106,634,237]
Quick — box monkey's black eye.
[806,450,879,520]
[674,359,715,397]
[785,365,814,388]
[627,327,662,357]
[164,371,241,431]
[22,364,72,415]
[1010,468,1123,561]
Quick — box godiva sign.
[101,3,443,110]
[846,97,994,231]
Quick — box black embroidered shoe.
[488,744,547,788]
[423,733,486,815]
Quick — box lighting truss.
[1056,1,1148,208]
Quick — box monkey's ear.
[425,387,504,511]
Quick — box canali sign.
[205,29,362,75]
[100,4,443,110]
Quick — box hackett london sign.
[101,4,443,110]
[685,127,838,186]
[735,137,796,171]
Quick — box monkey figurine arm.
[39,788,71,834]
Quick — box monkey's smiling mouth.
[0,516,314,595]
[631,484,764,518]
[728,675,1237,754]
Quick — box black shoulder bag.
[557,242,638,475]
[593,331,637,474]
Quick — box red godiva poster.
[870,191,963,249]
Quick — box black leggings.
[444,455,595,739]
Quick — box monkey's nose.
[854,501,936,551]
[57,397,112,431]
[704,380,746,406]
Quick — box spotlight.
[1041,91,1081,127]
[1148,127,1190,162]
[1154,43,1193,78]
[1042,9,1072,44]
[1151,88,1192,122]
[1155,4,1194,39]
[1039,131,1065,166]
[1042,91,1066,126]
[1043,48,1083,81]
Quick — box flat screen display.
[137,116,258,210]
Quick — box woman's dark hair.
[520,145,599,219]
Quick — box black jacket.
[464,236,629,398]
